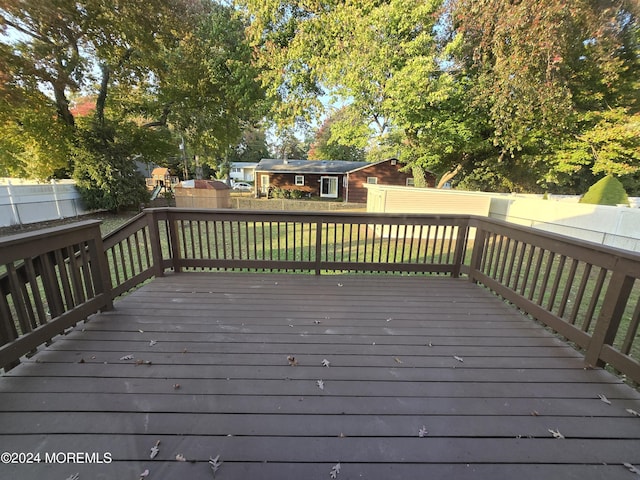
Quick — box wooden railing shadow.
[1,208,638,385]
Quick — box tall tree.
[308,109,365,161]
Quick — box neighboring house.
[230,162,258,182]
[255,158,435,203]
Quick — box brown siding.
[256,172,345,198]
[347,160,435,204]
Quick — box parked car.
[232,182,252,191]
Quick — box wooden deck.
[1,272,639,479]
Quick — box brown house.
[255,158,435,203]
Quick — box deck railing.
[1,208,638,385]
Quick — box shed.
[174,180,231,209]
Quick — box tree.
[308,109,365,161]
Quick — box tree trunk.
[95,63,110,127]
[53,84,75,127]
[437,163,463,188]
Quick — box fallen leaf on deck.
[317,379,325,390]
[149,340,157,347]
[624,463,640,475]
[548,428,564,439]
[598,394,611,405]
[120,354,134,361]
[287,355,298,366]
[329,462,341,478]
[173,383,181,390]
[138,329,144,334]
[65,474,79,480]
[337,283,343,287]
[530,410,540,416]
[453,356,464,363]
[386,318,393,322]
[139,469,150,478]
[322,359,331,368]
[314,320,322,324]
[209,455,222,477]
[418,426,428,437]
[393,357,403,364]
[626,408,640,417]
[150,440,160,459]
[175,453,186,462]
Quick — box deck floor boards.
[1,272,639,479]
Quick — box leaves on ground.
[120,354,134,361]
[626,408,640,417]
[175,453,187,462]
[287,355,298,366]
[149,340,157,347]
[418,426,428,438]
[149,440,160,459]
[548,428,564,439]
[393,357,403,364]
[329,462,341,478]
[598,394,611,405]
[453,356,464,363]
[209,455,222,477]
[322,359,331,367]
[65,474,79,480]
[139,469,150,478]
[317,379,325,390]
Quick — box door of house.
[260,175,270,196]
[320,177,338,198]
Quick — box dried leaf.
[418,425,428,438]
[598,394,611,405]
[530,410,540,416]
[287,355,298,366]
[150,440,160,459]
[386,318,393,322]
[209,455,222,477]
[548,428,564,439]
[175,453,187,462]
[322,359,331,368]
[329,462,341,478]
[453,356,464,363]
[138,329,144,334]
[139,469,150,478]
[626,408,640,417]
[173,383,181,390]
[624,463,640,475]
[65,474,79,480]
[393,357,403,364]
[317,379,325,390]
[337,283,343,287]
[120,354,134,361]
[149,340,157,347]
[314,320,322,324]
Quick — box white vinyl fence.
[0,179,90,228]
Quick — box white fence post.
[51,179,63,219]
[6,180,22,226]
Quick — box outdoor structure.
[230,162,258,183]
[255,158,432,202]
[0,209,639,479]
[174,180,231,209]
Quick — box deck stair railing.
[1,208,638,385]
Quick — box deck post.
[146,209,165,277]
[468,222,487,283]
[584,271,634,368]
[88,224,114,311]
[314,219,323,275]
[451,219,469,278]
[166,210,182,273]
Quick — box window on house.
[295,175,304,186]
[406,178,415,186]
[367,177,378,184]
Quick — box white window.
[295,175,304,186]
[406,178,415,186]
[367,177,378,184]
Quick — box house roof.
[256,158,370,174]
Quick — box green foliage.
[72,120,149,211]
[308,109,365,161]
[579,175,629,206]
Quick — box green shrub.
[579,175,629,206]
